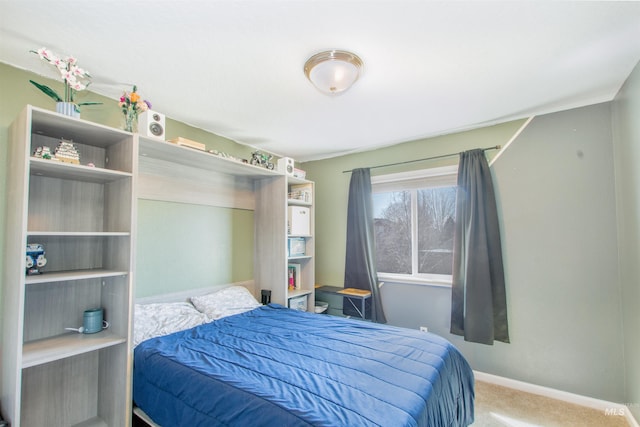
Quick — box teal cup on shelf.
[83,308,104,334]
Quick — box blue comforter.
[134,304,474,426]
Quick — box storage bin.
[314,301,328,314]
[288,206,310,236]
[288,295,308,311]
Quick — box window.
[372,166,457,285]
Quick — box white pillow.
[190,286,261,320]
[133,302,208,347]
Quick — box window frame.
[371,165,458,287]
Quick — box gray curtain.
[344,168,387,323]
[450,149,509,344]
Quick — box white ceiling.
[2,1,640,162]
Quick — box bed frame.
[134,280,255,305]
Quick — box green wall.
[135,200,253,298]
[612,60,640,421]
[304,103,629,404]
[0,62,257,305]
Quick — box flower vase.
[123,109,138,133]
[56,102,80,118]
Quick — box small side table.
[315,286,371,319]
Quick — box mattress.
[133,304,474,426]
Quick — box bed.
[133,286,474,427]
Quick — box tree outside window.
[372,166,457,284]
[417,187,456,275]
[374,190,411,274]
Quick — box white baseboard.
[474,371,639,427]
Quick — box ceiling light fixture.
[304,50,363,95]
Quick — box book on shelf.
[288,263,301,290]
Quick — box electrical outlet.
[419,326,428,332]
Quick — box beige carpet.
[472,380,631,427]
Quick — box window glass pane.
[417,187,456,275]
[373,191,411,274]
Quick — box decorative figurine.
[33,146,53,159]
[54,139,80,164]
[26,243,47,275]
[250,150,275,170]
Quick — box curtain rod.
[342,145,502,173]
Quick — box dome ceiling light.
[304,50,363,95]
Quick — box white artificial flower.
[31,47,95,103]
[62,71,77,84]
[37,47,52,61]
[72,66,86,77]
[53,58,67,71]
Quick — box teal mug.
[83,308,109,334]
